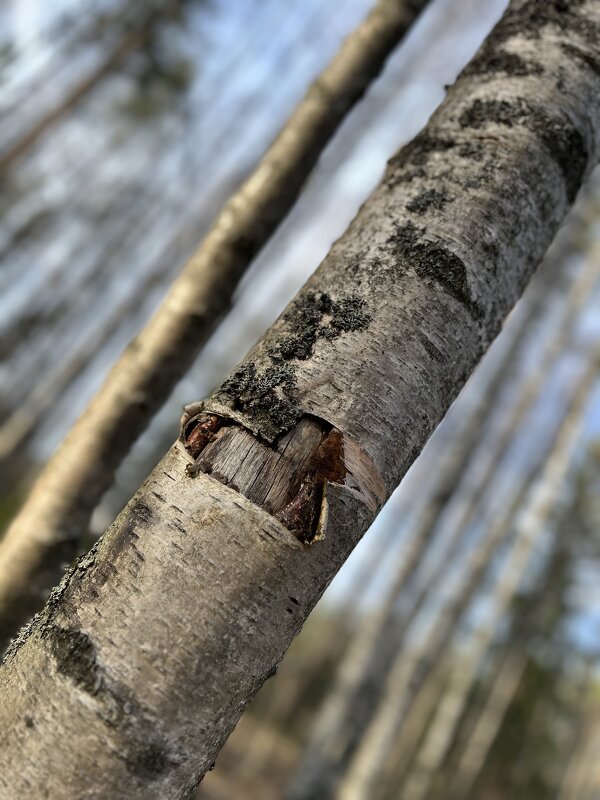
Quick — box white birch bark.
[0,2,599,797]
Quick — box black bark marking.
[84,499,154,600]
[387,221,481,317]
[464,48,544,78]
[43,623,180,781]
[124,736,176,780]
[406,188,451,215]
[414,328,445,363]
[44,624,100,694]
[496,0,597,47]
[458,98,587,202]
[562,42,600,77]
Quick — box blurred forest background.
[1,0,600,798]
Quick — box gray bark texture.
[0,2,599,798]
[0,0,426,646]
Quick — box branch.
[0,1,598,797]
[0,0,427,641]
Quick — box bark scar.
[180,408,385,544]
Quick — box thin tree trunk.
[336,352,598,800]
[558,716,600,800]
[0,3,598,797]
[448,648,528,800]
[0,0,427,644]
[400,386,587,800]
[377,661,450,800]
[286,234,599,800]
[0,24,151,173]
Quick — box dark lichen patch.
[457,141,486,162]
[268,291,371,360]
[385,166,426,189]
[458,98,587,202]
[495,0,596,46]
[44,623,100,694]
[387,221,481,317]
[464,48,544,79]
[327,295,371,334]
[269,291,333,361]
[562,42,600,77]
[406,188,451,215]
[458,98,520,129]
[217,362,301,436]
[215,292,370,438]
[386,131,491,191]
[124,735,178,780]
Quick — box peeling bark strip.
[0,2,599,798]
[0,0,428,645]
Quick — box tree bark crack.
[180,408,384,544]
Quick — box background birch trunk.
[336,352,598,800]
[400,385,588,800]
[0,2,599,797]
[450,648,529,799]
[0,0,427,645]
[558,715,600,800]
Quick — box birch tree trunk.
[0,24,150,172]
[0,0,427,645]
[558,715,600,800]
[0,2,598,797]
